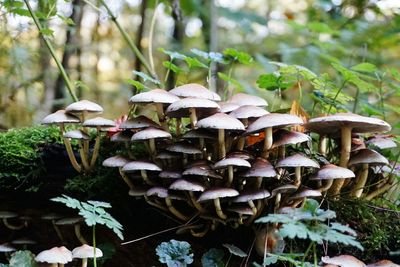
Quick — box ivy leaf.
[132,70,161,85]
[223,48,253,65]
[223,244,247,257]
[351,63,377,73]
[201,248,224,267]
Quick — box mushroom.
[41,213,64,243]
[213,157,251,186]
[276,153,320,187]
[246,113,303,158]
[271,129,311,158]
[42,110,81,172]
[365,135,397,150]
[270,184,298,212]
[131,127,171,156]
[219,102,240,113]
[321,255,366,267]
[122,161,162,186]
[35,246,72,267]
[55,217,87,245]
[286,188,322,208]
[166,142,202,166]
[11,237,36,250]
[169,179,206,213]
[182,129,216,158]
[227,93,268,107]
[367,260,400,267]
[63,130,91,171]
[310,164,355,193]
[102,155,133,190]
[348,149,389,198]
[0,211,24,230]
[119,115,162,130]
[242,158,277,189]
[197,187,239,220]
[305,113,391,197]
[72,244,103,267]
[197,113,245,159]
[146,187,189,221]
[232,189,270,215]
[169,83,221,101]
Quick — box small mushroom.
[55,217,87,245]
[122,161,162,186]
[242,158,277,189]
[103,155,133,189]
[0,211,24,230]
[213,157,251,186]
[276,153,319,187]
[310,164,355,193]
[72,244,103,267]
[131,127,171,156]
[147,187,189,221]
[197,187,239,220]
[35,246,72,267]
[169,179,206,212]
[233,189,270,215]
[321,255,366,267]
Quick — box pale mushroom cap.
[11,237,37,245]
[233,189,271,202]
[228,93,268,107]
[0,211,18,219]
[59,246,73,262]
[214,157,251,169]
[271,184,298,197]
[169,83,221,101]
[183,165,223,179]
[120,116,161,129]
[289,188,322,199]
[276,153,320,168]
[366,136,397,150]
[35,247,71,264]
[367,260,400,267]
[348,149,389,166]
[246,113,303,134]
[82,117,116,127]
[131,127,172,141]
[321,255,366,267]
[197,113,245,131]
[72,244,103,259]
[159,171,182,179]
[166,97,220,118]
[103,155,131,167]
[229,105,269,119]
[169,179,206,192]
[166,143,202,155]
[271,129,311,148]
[63,130,90,140]
[182,129,216,139]
[146,187,168,198]
[156,151,181,160]
[129,89,180,104]
[122,161,162,172]
[197,187,239,202]
[65,100,103,114]
[0,243,16,252]
[227,206,254,215]
[219,102,240,113]
[310,164,355,180]
[305,113,391,135]
[55,217,82,225]
[42,110,80,124]
[243,158,277,178]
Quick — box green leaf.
[307,22,336,34]
[184,57,208,69]
[262,254,279,265]
[125,79,146,92]
[256,73,292,91]
[330,222,357,236]
[218,72,244,91]
[389,67,400,82]
[57,15,75,26]
[156,240,194,266]
[9,251,37,267]
[163,61,184,74]
[40,28,54,36]
[222,244,247,257]
[223,48,253,65]
[351,63,377,73]
[10,8,31,17]
[201,248,224,267]
[158,48,187,60]
[132,70,161,85]
[279,222,309,239]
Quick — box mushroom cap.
[65,100,103,114]
[233,189,271,202]
[156,151,181,160]
[226,151,253,160]
[197,113,245,131]
[228,93,268,107]
[227,206,254,215]
[103,155,130,168]
[11,237,37,245]
[131,127,172,141]
[276,153,320,168]
[0,243,16,252]
[229,105,269,120]
[55,217,83,225]
[321,255,366,267]
[288,188,322,199]
[310,164,355,180]
[271,129,311,148]
[159,171,182,179]
[166,97,220,118]
[129,89,179,104]
[348,149,389,166]
[166,142,202,155]
[82,117,116,128]
[41,213,62,220]
[35,247,72,264]
[246,113,303,134]
[366,136,397,150]
[169,179,206,192]
[120,115,161,129]
[63,130,90,140]
[0,211,18,219]
[72,244,103,259]
[367,260,400,267]
[110,131,133,142]
[128,187,148,197]
[219,102,240,113]
[183,165,223,179]
[271,184,298,197]
[169,83,221,101]
[42,110,80,125]
[243,158,277,178]
[305,113,391,135]
[197,187,239,202]
[214,157,251,169]
[146,187,169,198]
[182,129,216,140]
[122,161,162,172]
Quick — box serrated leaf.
[263,254,279,265]
[351,62,377,73]
[330,222,357,236]
[9,251,37,267]
[57,14,75,25]
[88,200,112,208]
[132,70,161,85]
[156,240,194,266]
[223,244,247,257]
[10,8,30,17]
[279,222,309,239]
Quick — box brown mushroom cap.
[367,260,400,267]
[271,129,311,148]
[309,164,355,180]
[122,161,162,172]
[229,105,269,120]
[129,89,180,104]
[169,83,221,101]
[271,184,298,197]
[228,93,268,107]
[82,117,116,128]
[166,97,220,118]
[102,155,130,168]
[169,179,206,192]
[276,153,320,168]
[65,100,103,114]
[305,113,391,135]
[197,113,245,131]
[63,130,90,140]
[233,189,271,202]
[348,149,389,166]
[366,136,397,150]
[243,158,277,178]
[321,255,366,267]
[227,206,254,215]
[197,187,239,202]
[131,127,172,141]
[72,244,103,259]
[120,115,161,129]
[182,129,216,140]
[42,110,80,125]
[246,113,303,134]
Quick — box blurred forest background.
[0,0,399,130]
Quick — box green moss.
[0,125,63,190]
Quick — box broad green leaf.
[156,240,194,266]
[279,222,309,239]
[191,48,210,60]
[256,73,292,91]
[223,48,253,65]
[132,70,161,85]
[10,8,30,17]
[330,222,357,236]
[222,244,247,257]
[351,63,377,73]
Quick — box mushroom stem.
[278,146,285,159]
[254,177,263,189]
[148,138,156,156]
[156,103,165,122]
[294,167,301,187]
[365,174,395,200]
[318,179,333,193]
[190,223,210,237]
[262,127,273,158]
[75,224,87,244]
[213,198,227,220]
[188,192,206,213]
[2,218,24,230]
[165,197,189,221]
[52,220,64,243]
[274,193,281,213]
[319,135,327,156]
[78,140,91,171]
[144,196,169,212]
[89,127,102,169]
[218,129,226,159]
[248,200,257,215]
[236,136,245,151]
[189,107,198,129]
[81,110,90,157]
[60,125,82,173]
[140,170,156,186]
[245,200,263,225]
[329,126,352,196]
[350,163,369,198]
[226,166,234,187]
[118,168,134,190]
[175,118,181,137]
[81,258,88,267]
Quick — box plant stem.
[302,242,313,264]
[327,80,347,114]
[97,0,157,80]
[148,2,160,79]
[93,225,97,267]
[23,0,78,102]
